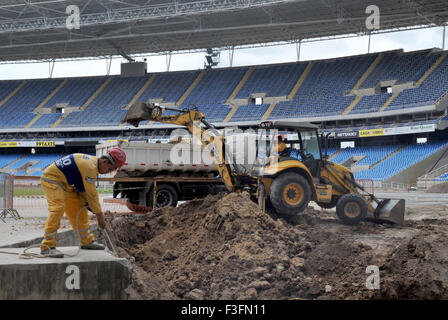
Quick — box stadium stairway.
[126,75,156,108]
[328,148,343,161]
[0,80,27,108]
[368,144,407,169]
[384,142,448,184]
[260,62,313,121]
[222,67,254,122]
[415,52,447,87]
[261,102,277,121]
[224,103,240,122]
[226,67,253,103]
[51,77,112,128]
[378,52,447,113]
[287,62,313,100]
[377,92,400,112]
[0,154,26,171]
[144,71,206,126]
[350,53,384,95]
[176,70,206,106]
[119,75,156,127]
[24,79,68,129]
[343,53,384,115]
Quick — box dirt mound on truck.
[105,192,448,300]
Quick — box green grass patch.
[13,187,113,196]
[14,187,44,196]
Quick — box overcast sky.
[0,26,446,81]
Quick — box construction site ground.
[2,190,448,300]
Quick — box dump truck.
[96,140,228,212]
[116,102,405,225]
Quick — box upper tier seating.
[0,49,447,129]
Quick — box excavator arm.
[122,102,239,192]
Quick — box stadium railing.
[0,172,20,222]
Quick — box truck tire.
[336,194,368,225]
[269,173,311,218]
[148,184,179,208]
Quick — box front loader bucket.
[367,198,405,225]
[121,102,156,127]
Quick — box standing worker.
[39,148,126,258]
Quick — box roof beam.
[0,0,295,34]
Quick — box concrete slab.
[0,218,99,248]
[0,247,132,299]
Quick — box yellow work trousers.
[40,180,95,251]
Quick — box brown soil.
[104,192,448,300]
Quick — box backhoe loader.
[122,102,405,225]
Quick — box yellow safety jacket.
[41,153,102,214]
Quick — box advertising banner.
[335,131,359,139]
[0,141,59,147]
[359,128,385,138]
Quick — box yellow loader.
[122,102,405,225]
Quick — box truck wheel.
[148,184,179,208]
[336,194,368,225]
[269,173,311,217]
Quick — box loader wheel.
[148,184,179,208]
[336,194,368,225]
[270,173,311,218]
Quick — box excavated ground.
[104,192,448,300]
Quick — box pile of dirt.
[105,192,448,300]
[378,223,448,299]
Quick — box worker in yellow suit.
[40,147,127,258]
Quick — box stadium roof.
[0,0,447,62]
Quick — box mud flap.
[367,198,405,225]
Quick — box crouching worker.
[40,147,126,258]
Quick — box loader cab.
[259,121,323,177]
[296,129,322,177]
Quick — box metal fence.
[12,176,129,215]
[356,179,374,194]
[0,172,20,222]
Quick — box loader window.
[300,130,321,160]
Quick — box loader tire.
[336,194,367,225]
[270,173,311,218]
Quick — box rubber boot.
[40,248,64,258]
[81,242,105,250]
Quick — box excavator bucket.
[367,198,405,225]
[122,102,155,127]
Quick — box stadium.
[1,0,448,302]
